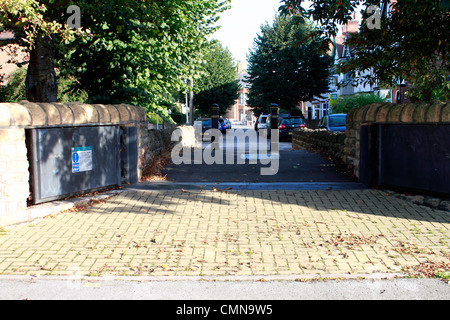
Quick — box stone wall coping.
[0,102,147,128]
[347,101,449,124]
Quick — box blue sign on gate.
[72,151,80,172]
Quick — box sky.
[211,0,314,69]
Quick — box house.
[224,61,255,125]
[301,13,406,120]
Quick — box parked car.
[266,113,296,138]
[218,118,227,134]
[255,114,268,131]
[278,117,306,140]
[318,114,347,132]
[194,118,212,140]
[224,118,232,129]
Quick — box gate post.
[211,104,219,130]
[211,103,220,148]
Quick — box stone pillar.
[0,128,30,226]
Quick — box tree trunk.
[25,36,58,102]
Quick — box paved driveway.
[1,188,448,278]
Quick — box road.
[142,124,366,191]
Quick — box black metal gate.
[360,123,450,196]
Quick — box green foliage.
[279,0,450,102]
[0,0,80,47]
[407,78,450,102]
[0,67,26,102]
[246,14,332,117]
[194,41,240,116]
[330,93,387,114]
[57,74,88,103]
[0,66,88,103]
[58,0,230,118]
[1,0,231,116]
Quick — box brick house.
[224,61,255,125]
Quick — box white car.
[255,114,268,131]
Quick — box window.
[239,93,244,105]
[329,115,346,127]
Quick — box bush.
[0,67,27,102]
[331,93,387,114]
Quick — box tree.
[0,0,80,102]
[194,41,240,117]
[60,0,231,117]
[279,0,450,101]
[1,0,231,114]
[246,14,332,117]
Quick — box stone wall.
[292,128,346,163]
[0,102,183,226]
[292,101,449,182]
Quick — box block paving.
[0,189,449,278]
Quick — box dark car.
[194,118,212,140]
[278,117,306,140]
[318,114,347,132]
[266,113,299,138]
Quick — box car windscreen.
[281,118,304,125]
[202,120,212,126]
[329,116,346,127]
[260,116,267,123]
[290,117,304,124]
